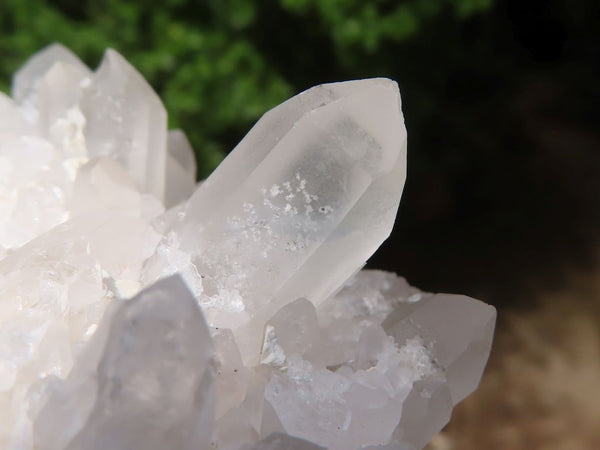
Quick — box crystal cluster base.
[0,44,496,450]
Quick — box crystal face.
[0,44,496,450]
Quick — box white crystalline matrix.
[0,43,496,450]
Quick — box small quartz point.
[383,293,496,405]
[12,43,91,107]
[172,78,407,362]
[80,49,167,202]
[34,275,215,450]
[381,293,496,449]
[11,43,91,139]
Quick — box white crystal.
[12,43,90,106]
[0,44,496,450]
[0,92,29,135]
[34,276,215,450]
[170,78,407,363]
[80,49,167,201]
[383,293,496,405]
[165,129,197,208]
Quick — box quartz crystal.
[34,276,214,450]
[0,44,496,449]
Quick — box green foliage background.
[1,0,597,306]
[0,0,492,177]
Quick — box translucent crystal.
[34,276,215,450]
[0,45,495,450]
[0,212,161,446]
[165,129,197,208]
[383,293,496,405]
[213,328,247,419]
[80,49,167,201]
[12,43,91,116]
[0,92,29,135]
[172,78,407,362]
[261,273,453,449]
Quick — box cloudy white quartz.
[0,44,495,450]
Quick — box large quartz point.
[33,276,215,450]
[172,78,407,362]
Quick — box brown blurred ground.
[426,254,600,450]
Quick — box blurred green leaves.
[279,0,493,51]
[0,0,494,177]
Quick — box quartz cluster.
[0,44,496,450]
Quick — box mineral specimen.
[0,44,496,449]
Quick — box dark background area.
[0,0,598,309]
[369,0,600,308]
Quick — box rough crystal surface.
[34,275,214,450]
[0,44,496,450]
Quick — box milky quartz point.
[80,49,167,202]
[383,294,496,405]
[12,43,90,106]
[34,276,215,450]
[175,78,407,362]
[0,45,90,254]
